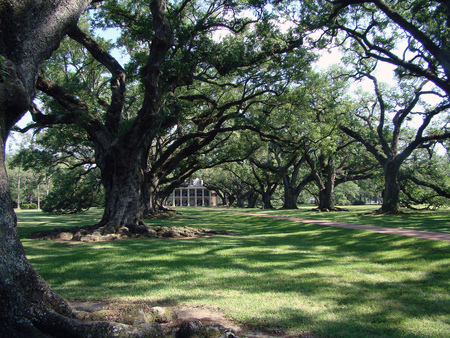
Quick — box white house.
[169,178,218,207]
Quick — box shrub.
[352,200,366,205]
[41,167,103,213]
[20,203,37,209]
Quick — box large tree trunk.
[236,195,245,208]
[381,160,402,214]
[314,158,338,211]
[280,169,299,209]
[141,172,160,215]
[226,193,236,207]
[0,0,90,334]
[0,140,74,335]
[282,186,299,209]
[97,147,146,233]
[317,186,334,210]
[282,173,315,210]
[0,139,144,336]
[0,1,175,335]
[247,190,258,208]
[260,187,275,209]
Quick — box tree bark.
[318,185,335,210]
[0,1,164,335]
[317,159,336,211]
[0,101,145,338]
[247,192,258,208]
[282,172,315,209]
[260,183,277,209]
[380,159,402,214]
[261,193,273,209]
[226,193,236,207]
[279,161,300,209]
[141,171,161,216]
[236,195,245,208]
[1,141,72,335]
[96,146,146,233]
[283,186,299,209]
[307,154,339,211]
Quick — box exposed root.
[144,210,183,219]
[26,223,234,242]
[363,208,405,216]
[3,302,241,338]
[310,207,349,212]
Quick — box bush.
[20,203,37,209]
[41,167,103,213]
[352,200,366,205]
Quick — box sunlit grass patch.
[17,208,450,337]
[238,205,450,233]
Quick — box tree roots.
[26,223,234,242]
[311,207,350,212]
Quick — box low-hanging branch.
[400,172,450,199]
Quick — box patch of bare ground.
[68,299,306,337]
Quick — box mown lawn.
[234,205,450,234]
[17,207,450,337]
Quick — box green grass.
[235,205,450,234]
[17,208,450,337]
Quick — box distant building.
[169,178,218,207]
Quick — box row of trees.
[11,65,449,213]
[1,0,450,336]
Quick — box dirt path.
[211,209,450,242]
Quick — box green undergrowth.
[17,208,450,338]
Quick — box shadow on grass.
[239,206,450,234]
[16,209,103,237]
[18,208,450,337]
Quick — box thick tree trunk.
[381,160,402,214]
[282,187,299,209]
[280,170,299,209]
[0,141,75,335]
[247,191,258,208]
[261,192,274,209]
[226,193,236,207]
[236,195,245,208]
[0,139,145,336]
[282,173,315,210]
[141,172,160,215]
[0,1,175,335]
[317,187,334,210]
[97,148,146,234]
[314,158,338,211]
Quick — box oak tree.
[0,1,143,335]
[33,0,307,231]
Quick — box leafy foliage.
[41,166,103,214]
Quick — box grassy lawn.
[235,205,450,234]
[17,207,450,337]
